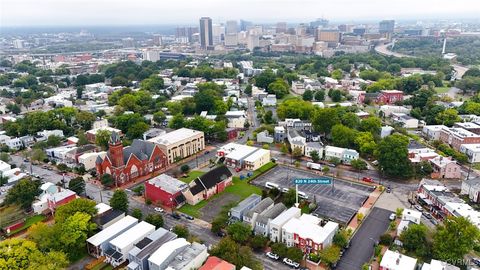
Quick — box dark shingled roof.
[95,209,124,226]
[189,166,232,196]
[96,139,159,165]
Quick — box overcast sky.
[1,0,479,26]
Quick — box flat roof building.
[148,128,205,164]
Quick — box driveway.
[336,207,393,270]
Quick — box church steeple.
[108,131,124,168]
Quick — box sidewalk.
[346,186,383,232]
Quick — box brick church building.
[96,132,168,186]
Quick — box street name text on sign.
[293,178,332,185]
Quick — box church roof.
[96,139,161,166]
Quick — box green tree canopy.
[376,134,411,177]
[109,189,129,212]
[5,179,41,210]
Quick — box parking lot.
[252,166,375,224]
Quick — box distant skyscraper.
[199,17,213,50]
[310,18,329,29]
[379,20,395,34]
[226,20,238,34]
[122,37,135,48]
[240,19,252,31]
[276,22,287,34]
[153,35,162,46]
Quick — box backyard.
[6,215,46,236]
[177,163,276,218]
[179,170,204,183]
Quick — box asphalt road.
[10,154,72,185]
[336,207,393,270]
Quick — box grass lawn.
[435,87,450,94]
[7,215,45,236]
[178,163,274,217]
[179,171,204,184]
[279,94,298,103]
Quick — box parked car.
[408,198,415,205]
[327,163,336,168]
[181,213,194,220]
[386,186,391,193]
[283,258,300,268]
[389,213,396,221]
[281,187,289,193]
[171,212,181,220]
[266,252,279,260]
[422,212,433,219]
[362,177,374,183]
[154,207,164,213]
[472,258,480,267]
[414,205,423,212]
[217,231,226,237]
[431,218,439,225]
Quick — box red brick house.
[144,174,188,209]
[95,132,168,186]
[360,90,404,105]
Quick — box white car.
[389,213,396,221]
[283,258,300,268]
[154,207,164,213]
[282,187,289,193]
[266,252,280,260]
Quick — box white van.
[298,191,309,199]
[265,182,280,190]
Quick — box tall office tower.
[226,20,238,34]
[276,22,287,33]
[153,35,162,46]
[240,19,252,31]
[199,17,213,50]
[175,27,187,38]
[379,20,395,34]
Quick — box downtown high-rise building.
[226,20,238,34]
[379,20,395,34]
[199,17,213,50]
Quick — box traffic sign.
[293,178,332,185]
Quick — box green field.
[179,171,204,183]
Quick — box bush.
[379,233,393,246]
[357,213,364,222]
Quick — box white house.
[397,208,422,235]
[78,152,107,170]
[262,95,277,107]
[460,143,480,163]
[225,110,247,129]
[6,137,23,150]
[269,207,301,243]
[257,130,274,144]
[380,250,417,270]
[324,146,344,161]
[421,259,460,270]
[305,142,324,159]
[392,113,419,129]
[423,125,447,141]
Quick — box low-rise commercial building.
[148,128,205,164]
[217,143,271,171]
[439,127,480,151]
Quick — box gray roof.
[97,139,159,165]
[166,242,207,269]
[231,194,261,212]
[135,230,177,260]
[244,197,274,219]
[256,203,287,225]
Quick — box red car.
[362,177,374,183]
[235,167,242,172]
